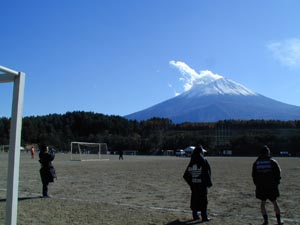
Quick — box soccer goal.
[70,142,109,161]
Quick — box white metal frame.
[0,65,25,225]
[70,141,108,161]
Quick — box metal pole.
[6,72,25,225]
[0,66,19,76]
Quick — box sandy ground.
[0,152,300,225]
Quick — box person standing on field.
[183,145,212,222]
[39,144,56,198]
[30,146,35,159]
[119,150,124,160]
[252,145,283,225]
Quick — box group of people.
[36,142,283,224]
[183,144,283,225]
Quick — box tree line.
[1,111,300,156]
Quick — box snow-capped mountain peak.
[126,64,300,123]
[194,70,223,84]
[182,76,257,98]
[169,62,257,97]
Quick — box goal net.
[70,142,109,161]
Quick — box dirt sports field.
[0,152,300,225]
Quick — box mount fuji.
[125,72,300,123]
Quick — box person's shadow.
[165,219,204,225]
[0,196,42,202]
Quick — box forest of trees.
[1,111,300,156]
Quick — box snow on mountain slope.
[125,71,300,123]
[182,76,257,97]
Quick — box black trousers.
[191,190,208,218]
[40,169,51,197]
[42,181,49,196]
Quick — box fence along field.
[0,152,300,225]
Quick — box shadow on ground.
[166,219,208,225]
[0,196,42,202]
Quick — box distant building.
[164,150,174,156]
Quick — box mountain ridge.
[125,74,300,123]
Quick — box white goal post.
[70,142,109,161]
[1,65,25,225]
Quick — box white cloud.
[267,38,300,68]
[169,60,201,92]
[169,60,222,93]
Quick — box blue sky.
[1,0,300,117]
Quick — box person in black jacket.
[183,145,212,222]
[119,150,124,160]
[252,145,283,225]
[39,144,56,198]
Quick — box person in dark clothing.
[119,150,124,160]
[183,145,212,222]
[39,144,56,198]
[252,145,283,225]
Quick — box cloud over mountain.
[169,60,223,92]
